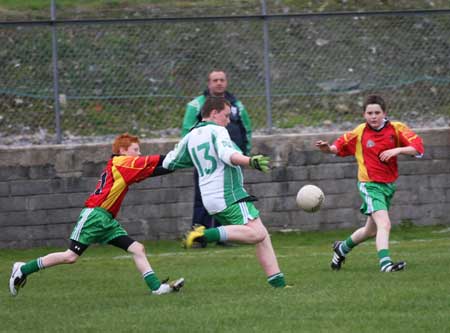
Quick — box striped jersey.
[333,121,424,183]
[163,121,249,214]
[84,155,161,217]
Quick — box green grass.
[1,225,450,332]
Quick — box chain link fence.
[1,9,449,145]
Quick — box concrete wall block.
[304,150,329,165]
[314,178,357,195]
[0,197,28,211]
[243,169,273,184]
[0,238,69,249]
[262,211,291,228]
[122,202,191,219]
[286,150,307,166]
[158,202,193,218]
[120,204,161,220]
[393,190,421,204]
[10,179,55,196]
[125,217,184,240]
[265,195,298,212]
[391,204,433,221]
[133,176,164,189]
[289,210,324,228]
[268,167,309,182]
[82,161,106,177]
[429,174,450,188]
[419,129,450,146]
[27,193,80,210]
[0,128,448,248]
[124,187,193,206]
[396,175,430,189]
[0,166,29,181]
[342,164,358,179]
[29,165,56,179]
[47,208,81,224]
[446,188,450,203]
[308,164,345,180]
[160,171,195,188]
[246,182,289,198]
[0,223,72,241]
[429,146,450,159]
[0,210,48,226]
[417,188,447,204]
[400,160,450,175]
[0,182,9,196]
[322,192,359,209]
[60,177,97,193]
[324,208,360,223]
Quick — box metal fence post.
[261,0,273,132]
[51,0,62,143]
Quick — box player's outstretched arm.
[316,140,337,154]
[230,153,270,173]
[379,146,419,162]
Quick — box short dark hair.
[207,69,227,81]
[201,96,230,119]
[363,95,386,112]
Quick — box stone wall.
[1,128,449,249]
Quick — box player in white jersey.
[164,96,287,288]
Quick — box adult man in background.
[182,70,252,244]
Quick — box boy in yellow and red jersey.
[9,133,184,296]
[316,95,424,272]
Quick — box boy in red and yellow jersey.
[316,95,424,272]
[10,133,184,296]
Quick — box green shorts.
[213,201,260,225]
[70,207,128,245]
[358,181,396,215]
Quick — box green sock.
[204,228,220,243]
[21,258,44,276]
[268,272,286,288]
[341,236,356,255]
[377,249,393,271]
[143,271,161,291]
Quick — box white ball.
[296,185,325,213]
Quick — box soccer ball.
[296,185,325,213]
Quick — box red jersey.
[333,121,424,183]
[84,155,161,217]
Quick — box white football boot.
[152,277,185,295]
[9,262,27,296]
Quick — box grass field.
[1,225,450,333]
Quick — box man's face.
[208,71,227,96]
[120,142,141,157]
[212,105,231,127]
[364,104,386,128]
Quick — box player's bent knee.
[254,231,267,243]
[65,251,79,264]
[129,241,145,255]
[251,227,268,243]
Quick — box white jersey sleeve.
[162,135,194,170]
[214,126,239,166]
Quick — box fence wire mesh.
[0,10,449,145]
